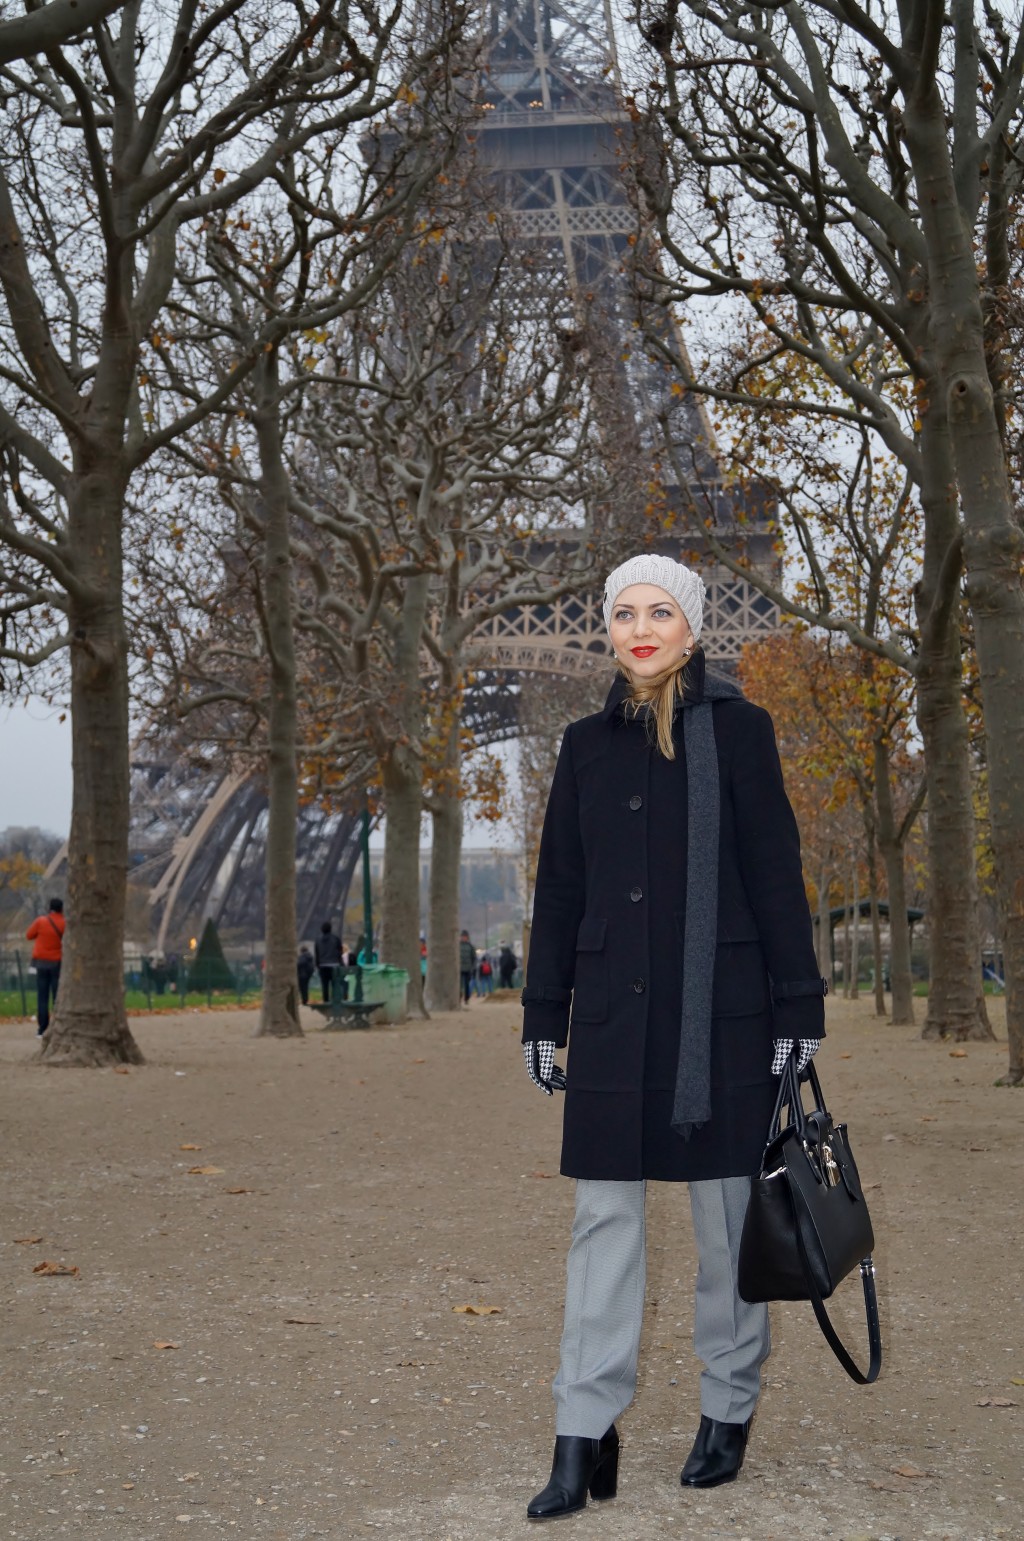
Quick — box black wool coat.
[522,654,825,1183]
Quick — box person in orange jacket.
[26,898,65,1036]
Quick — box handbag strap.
[790,1182,883,1384]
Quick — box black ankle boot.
[526,1426,619,1520]
[680,1414,751,1488]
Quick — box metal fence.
[0,951,264,1017]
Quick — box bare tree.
[629,0,1023,1075]
[291,226,607,1011]
[0,0,459,1063]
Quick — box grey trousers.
[552,1178,770,1438]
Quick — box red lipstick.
[631,647,657,657]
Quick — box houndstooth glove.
[772,1038,821,1075]
[524,1040,557,1095]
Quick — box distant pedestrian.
[296,945,315,1006]
[499,944,517,990]
[459,930,475,1005]
[479,951,494,995]
[314,921,343,1003]
[26,897,65,1036]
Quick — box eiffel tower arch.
[118,2,780,951]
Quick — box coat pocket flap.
[575,917,607,952]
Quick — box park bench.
[308,965,384,1030]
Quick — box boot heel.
[589,1447,619,1502]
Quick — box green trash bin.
[374,964,409,1023]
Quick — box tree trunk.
[380,743,425,1019]
[842,882,852,1000]
[874,740,914,1025]
[426,783,462,1013]
[253,353,302,1039]
[426,674,463,1013]
[914,410,993,1040]
[850,861,860,1000]
[39,467,142,1067]
[867,826,886,1016]
[378,573,430,1020]
[902,83,1022,1080]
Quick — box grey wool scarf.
[672,666,745,1140]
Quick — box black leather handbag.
[738,1051,882,1384]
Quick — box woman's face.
[608,583,694,680]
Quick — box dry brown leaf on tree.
[187,1165,224,1175]
[452,1303,502,1315]
[33,1260,79,1276]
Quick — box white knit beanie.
[602,554,706,642]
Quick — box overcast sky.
[0,697,520,850]
[0,701,73,836]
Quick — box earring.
[682,647,692,657]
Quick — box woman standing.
[521,555,826,1518]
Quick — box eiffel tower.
[107,0,777,951]
[467,0,779,665]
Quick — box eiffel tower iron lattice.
[111,0,780,950]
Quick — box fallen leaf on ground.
[918,1115,937,1122]
[187,1165,224,1175]
[33,1260,79,1276]
[179,1144,201,1151]
[410,1058,426,1064]
[224,1187,252,1195]
[13,1236,43,1244]
[452,1303,502,1315]
[152,1340,179,1350]
[968,1145,988,1152]
[529,1171,556,1179]
[839,1053,852,1059]
[284,1317,322,1325]
[891,1463,929,1478]
[1010,1378,1024,1386]
[121,1483,134,1490]
[949,1049,968,1058]
[976,1396,1016,1407]
[114,1066,131,1075]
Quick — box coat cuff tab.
[772,976,829,1001]
[520,984,572,1006]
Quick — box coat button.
[633,977,646,994]
[629,794,642,810]
[630,886,643,902]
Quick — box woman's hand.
[771,1038,820,1075]
[524,1040,558,1094]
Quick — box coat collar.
[599,648,712,722]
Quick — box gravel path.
[0,994,1019,1540]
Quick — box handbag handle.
[794,1221,883,1385]
[768,1050,814,1142]
[774,1054,882,1382]
[770,1051,835,1146]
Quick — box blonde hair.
[619,653,696,759]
